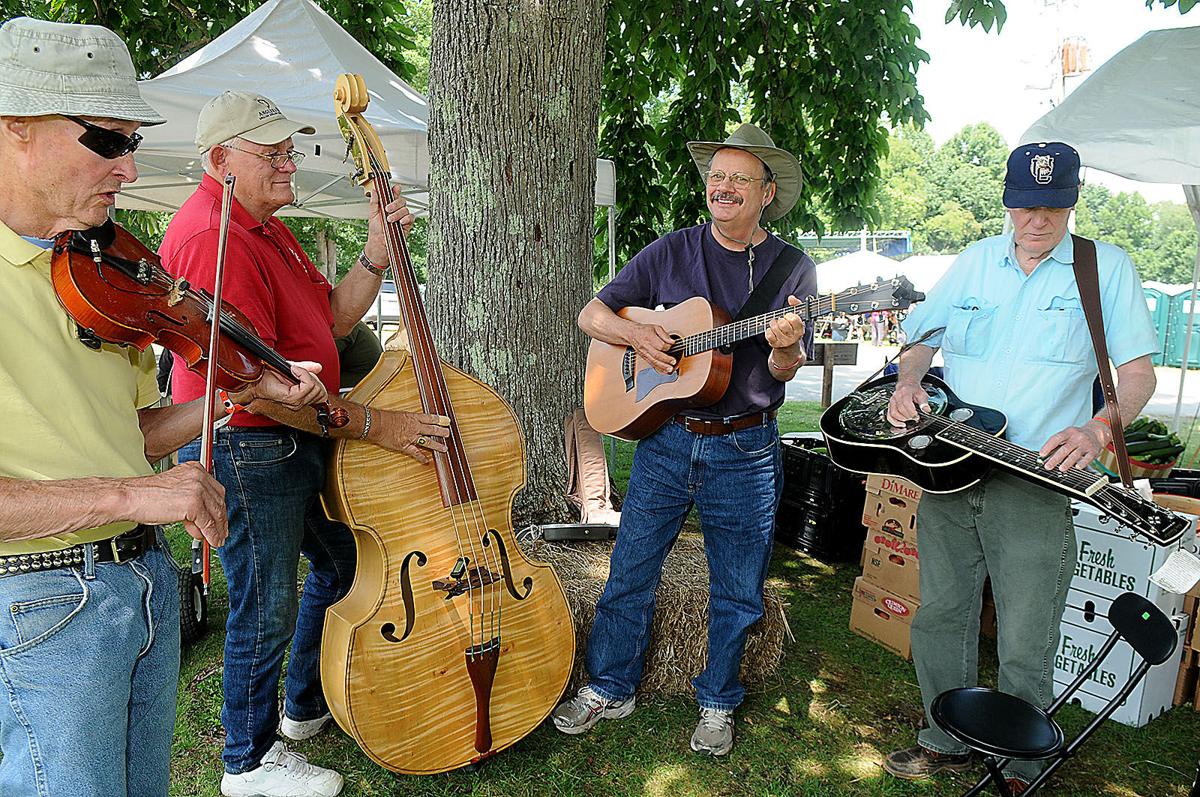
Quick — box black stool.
[931,591,1179,796]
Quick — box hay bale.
[529,534,789,697]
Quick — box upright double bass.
[319,74,575,774]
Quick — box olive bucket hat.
[686,123,803,222]
[0,17,164,124]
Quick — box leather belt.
[0,524,158,577]
[674,410,777,436]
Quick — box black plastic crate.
[775,436,867,563]
[1150,468,1200,498]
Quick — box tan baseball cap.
[0,17,164,124]
[195,90,314,152]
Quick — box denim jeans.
[911,471,1075,782]
[587,418,781,711]
[180,428,356,775]
[0,535,180,797]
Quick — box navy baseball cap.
[1003,142,1080,209]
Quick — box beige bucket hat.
[687,123,803,222]
[195,91,315,152]
[0,17,164,124]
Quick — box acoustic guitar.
[819,373,1189,546]
[584,278,924,440]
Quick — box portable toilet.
[1166,286,1200,369]
[1142,282,1171,365]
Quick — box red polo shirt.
[160,174,340,426]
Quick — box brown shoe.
[1006,777,1030,795]
[882,745,973,780]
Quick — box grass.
[167,400,1200,796]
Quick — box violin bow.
[193,173,237,596]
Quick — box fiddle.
[50,219,349,429]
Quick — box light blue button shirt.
[902,232,1158,450]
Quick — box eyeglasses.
[703,170,769,188]
[63,115,142,159]
[222,144,306,170]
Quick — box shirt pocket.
[941,299,997,360]
[1030,295,1091,366]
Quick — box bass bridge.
[432,557,501,599]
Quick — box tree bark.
[428,0,607,524]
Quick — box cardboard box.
[1052,613,1188,727]
[862,475,922,542]
[862,543,920,603]
[1069,501,1198,618]
[850,575,920,660]
[865,528,919,564]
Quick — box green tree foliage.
[598,0,930,276]
[947,0,1196,33]
[1076,184,1198,283]
[876,122,1006,254]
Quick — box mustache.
[710,191,742,204]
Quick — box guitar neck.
[926,415,1184,545]
[675,291,870,356]
[929,416,1109,501]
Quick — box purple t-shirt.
[596,223,817,419]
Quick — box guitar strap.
[733,242,804,323]
[1071,234,1134,488]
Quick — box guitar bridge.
[622,347,636,392]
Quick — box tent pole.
[1173,186,1200,430]
[607,205,616,283]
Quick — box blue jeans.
[0,535,180,797]
[911,472,1075,782]
[181,428,356,775]
[587,419,781,710]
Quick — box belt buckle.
[109,537,127,564]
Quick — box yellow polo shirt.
[0,220,159,556]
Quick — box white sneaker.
[280,711,334,741]
[689,707,735,756]
[550,684,636,735]
[220,740,344,797]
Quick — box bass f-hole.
[380,550,428,644]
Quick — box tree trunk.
[427,0,607,524]
[313,226,337,282]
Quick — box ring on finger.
[416,435,428,447]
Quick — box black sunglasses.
[63,115,142,159]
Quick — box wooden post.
[822,353,835,409]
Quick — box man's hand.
[232,361,327,412]
[120,462,228,548]
[371,410,452,464]
[765,295,806,351]
[364,184,415,266]
[887,379,931,429]
[1039,420,1109,472]
[628,322,677,374]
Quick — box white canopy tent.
[815,249,955,295]
[1021,25,1200,428]
[124,0,617,224]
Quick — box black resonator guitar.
[819,374,1189,547]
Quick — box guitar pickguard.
[838,382,949,441]
[634,365,679,402]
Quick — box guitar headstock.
[834,276,926,314]
[1091,486,1191,546]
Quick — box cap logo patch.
[256,97,281,120]
[1030,154,1055,185]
